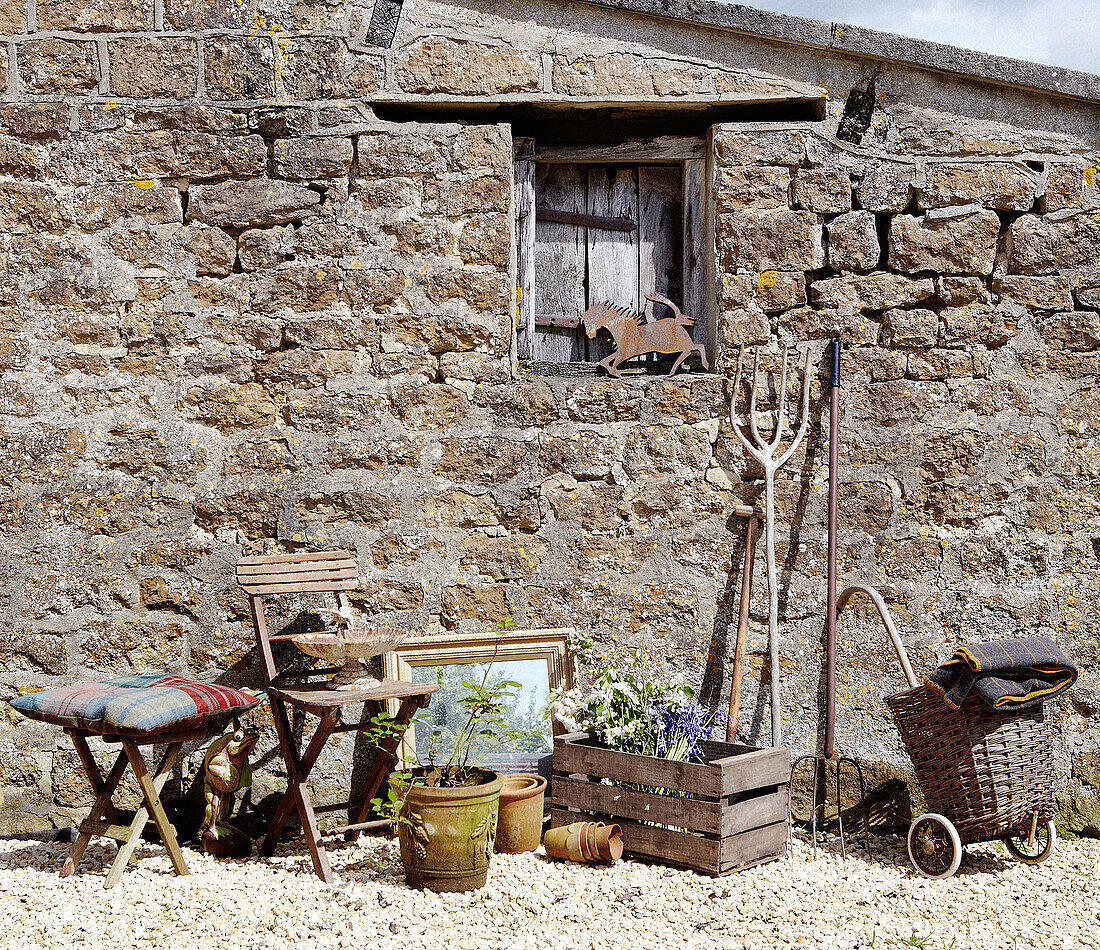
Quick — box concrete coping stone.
[577,0,1100,105]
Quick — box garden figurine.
[201,719,260,858]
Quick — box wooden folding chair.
[236,549,438,883]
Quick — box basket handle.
[836,584,918,689]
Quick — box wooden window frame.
[514,135,714,367]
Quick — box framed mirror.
[382,627,575,773]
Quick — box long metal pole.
[824,337,841,759]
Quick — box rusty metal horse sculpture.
[581,293,709,378]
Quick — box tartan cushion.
[9,674,262,736]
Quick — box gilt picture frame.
[381,627,576,773]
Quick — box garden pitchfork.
[790,339,869,859]
[729,345,810,748]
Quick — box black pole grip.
[829,337,842,388]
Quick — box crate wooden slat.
[552,732,790,876]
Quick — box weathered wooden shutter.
[519,151,707,365]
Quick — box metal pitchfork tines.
[729,344,810,748]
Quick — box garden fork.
[729,344,810,747]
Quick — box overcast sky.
[746,1,1100,75]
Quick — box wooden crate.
[551,731,790,876]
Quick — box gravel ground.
[1,830,1098,950]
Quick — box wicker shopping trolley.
[839,585,1058,879]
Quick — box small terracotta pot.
[495,773,547,854]
[542,825,572,860]
[566,827,587,861]
[595,823,623,862]
[584,823,599,861]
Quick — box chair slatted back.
[236,550,359,686]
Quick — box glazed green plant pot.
[392,767,503,892]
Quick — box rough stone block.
[717,209,823,271]
[857,162,914,212]
[936,276,988,307]
[187,179,320,227]
[461,534,546,581]
[1073,270,1100,309]
[396,37,540,95]
[906,349,980,381]
[920,162,1039,211]
[717,306,772,347]
[166,0,256,29]
[793,167,851,213]
[0,1,25,34]
[458,214,510,267]
[424,266,508,312]
[274,136,353,179]
[441,584,510,629]
[444,175,509,215]
[358,130,449,177]
[203,35,273,101]
[296,491,399,527]
[237,225,293,271]
[992,275,1073,311]
[1042,162,1094,213]
[712,128,805,166]
[719,270,806,311]
[38,0,151,30]
[553,53,654,97]
[883,308,938,347]
[940,302,1024,347]
[888,207,1000,275]
[18,39,99,95]
[1040,310,1100,351]
[777,306,879,344]
[827,210,880,271]
[251,267,341,314]
[714,165,790,211]
[181,380,276,431]
[809,273,934,310]
[436,437,527,482]
[281,37,383,99]
[539,430,617,479]
[0,103,69,137]
[108,38,198,99]
[1008,212,1100,274]
[173,224,236,276]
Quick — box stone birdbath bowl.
[293,609,410,690]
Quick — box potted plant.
[370,658,531,892]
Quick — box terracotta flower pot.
[542,825,574,860]
[595,823,623,862]
[494,773,547,854]
[391,767,503,892]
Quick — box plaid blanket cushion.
[9,674,262,736]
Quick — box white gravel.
[1,831,1098,950]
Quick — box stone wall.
[1,0,1099,836]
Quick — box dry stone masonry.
[1,0,1099,837]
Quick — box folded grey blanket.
[926,636,1077,711]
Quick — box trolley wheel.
[907,813,963,879]
[1004,820,1057,865]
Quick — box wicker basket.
[885,683,1056,843]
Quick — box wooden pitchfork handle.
[727,504,762,742]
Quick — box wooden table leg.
[105,743,186,888]
[61,747,128,878]
[346,696,421,842]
